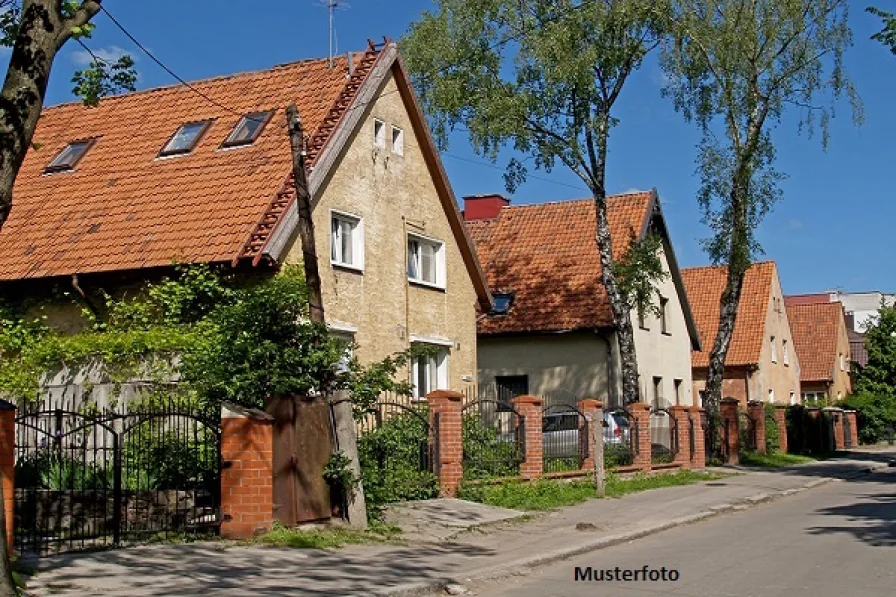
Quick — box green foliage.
[739,451,816,468]
[323,452,358,494]
[358,410,438,520]
[256,521,400,549]
[868,7,896,55]
[616,231,669,317]
[604,442,634,468]
[123,421,218,490]
[840,392,896,445]
[764,402,780,453]
[461,413,522,480]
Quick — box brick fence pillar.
[825,407,845,450]
[627,403,652,472]
[747,401,767,454]
[427,390,464,497]
[578,399,602,471]
[688,406,706,469]
[844,410,858,448]
[0,400,14,551]
[669,406,691,469]
[720,398,740,465]
[220,403,274,540]
[774,405,788,453]
[512,395,544,479]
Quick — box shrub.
[604,443,634,468]
[840,392,896,444]
[461,412,522,480]
[764,403,780,453]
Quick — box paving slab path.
[22,449,895,597]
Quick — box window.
[768,389,775,403]
[160,120,212,156]
[45,139,94,172]
[839,353,845,371]
[373,118,385,148]
[330,211,364,269]
[783,340,789,366]
[638,306,648,330]
[770,336,777,363]
[407,235,445,287]
[491,292,514,315]
[674,379,682,406]
[330,331,355,374]
[411,345,448,400]
[660,297,670,334]
[789,392,796,405]
[652,376,662,408]
[391,125,404,155]
[698,390,706,407]
[222,111,273,147]
[837,391,842,400]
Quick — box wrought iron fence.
[461,399,524,480]
[650,407,678,464]
[541,403,588,473]
[739,409,757,452]
[604,408,636,468]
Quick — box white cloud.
[70,45,132,67]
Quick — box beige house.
[682,262,801,407]
[784,297,852,402]
[0,41,491,397]
[465,191,701,408]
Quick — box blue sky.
[21,1,896,294]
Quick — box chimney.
[463,194,510,221]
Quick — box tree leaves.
[868,7,896,55]
[71,54,137,107]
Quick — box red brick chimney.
[463,194,510,221]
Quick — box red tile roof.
[467,193,653,335]
[784,294,832,306]
[681,262,777,368]
[786,301,844,382]
[0,46,381,280]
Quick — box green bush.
[15,450,111,491]
[461,412,522,480]
[764,403,780,453]
[840,392,896,444]
[604,443,634,468]
[123,421,218,490]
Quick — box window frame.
[770,336,777,363]
[391,125,404,155]
[410,344,449,401]
[660,296,670,335]
[491,292,515,315]
[673,378,682,406]
[159,119,214,157]
[329,210,365,271]
[652,376,663,409]
[637,306,649,331]
[783,339,789,366]
[373,118,386,148]
[44,138,97,173]
[220,110,274,148]
[407,233,446,289]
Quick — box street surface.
[469,468,896,597]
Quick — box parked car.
[542,412,582,458]
[604,410,631,445]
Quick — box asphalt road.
[469,468,896,597]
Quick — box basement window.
[44,139,95,173]
[159,120,213,156]
[222,111,274,147]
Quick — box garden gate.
[461,399,525,480]
[604,408,636,468]
[649,407,678,463]
[14,399,221,556]
[541,403,588,473]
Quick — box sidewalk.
[23,450,895,597]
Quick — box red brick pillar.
[826,408,845,450]
[668,406,690,469]
[578,399,603,471]
[220,403,274,540]
[0,401,15,551]
[845,410,858,447]
[512,395,544,479]
[427,390,464,497]
[747,401,767,454]
[774,406,788,453]
[627,403,652,472]
[688,406,706,469]
[720,398,740,465]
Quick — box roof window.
[491,292,515,315]
[222,111,274,147]
[159,120,213,156]
[45,139,95,172]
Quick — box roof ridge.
[500,191,652,210]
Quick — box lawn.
[253,522,401,549]
[456,470,730,511]
[739,451,819,468]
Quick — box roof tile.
[785,301,844,382]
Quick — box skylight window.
[45,139,94,173]
[491,292,515,315]
[222,111,274,147]
[159,120,212,156]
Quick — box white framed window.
[660,297,670,334]
[391,125,404,155]
[770,336,777,363]
[330,211,364,270]
[407,234,446,288]
[373,118,386,148]
[768,389,775,403]
[790,392,796,405]
[839,353,845,371]
[783,340,789,366]
[674,379,682,406]
[329,330,355,374]
[411,345,449,400]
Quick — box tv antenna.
[318,0,351,67]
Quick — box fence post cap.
[688,405,705,413]
[511,394,543,406]
[822,406,844,412]
[626,402,650,412]
[668,405,688,413]
[221,401,274,421]
[774,404,789,410]
[578,398,603,410]
[425,390,463,402]
[720,397,740,404]
[747,400,763,407]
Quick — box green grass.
[739,451,818,467]
[254,521,401,549]
[456,470,730,511]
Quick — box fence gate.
[843,414,853,448]
[541,403,588,473]
[649,407,678,464]
[740,410,758,452]
[604,408,636,468]
[14,400,221,556]
[462,400,524,480]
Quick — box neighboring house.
[784,298,852,403]
[825,290,896,333]
[464,191,701,408]
[682,262,801,407]
[0,41,491,399]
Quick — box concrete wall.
[754,271,802,405]
[284,70,479,390]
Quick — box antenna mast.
[323,0,350,68]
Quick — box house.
[0,40,491,399]
[826,290,896,333]
[682,262,801,407]
[464,191,701,408]
[784,297,852,402]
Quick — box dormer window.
[491,292,514,315]
[45,139,95,173]
[222,111,274,148]
[159,120,213,156]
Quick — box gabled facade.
[784,298,852,402]
[0,41,491,397]
[465,191,701,408]
[682,262,801,407]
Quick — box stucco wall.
[692,368,750,406]
[283,70,479,390]
[754,271,802,405]
[830,308,853,399]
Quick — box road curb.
[382,464,890,597]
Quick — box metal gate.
[14,400,221,556]
[604,408,636,468]
[650,407,678,464]
[462,400,524,480]
[541,403,588,473]
[740,410,757,452]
